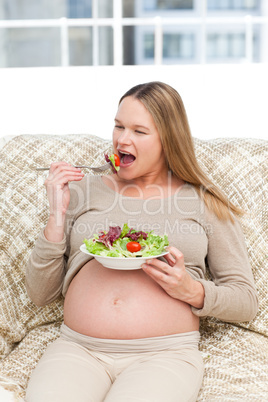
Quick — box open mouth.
[118,151,136,165]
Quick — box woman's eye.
[136,131,147,135]
[115,125,124,130]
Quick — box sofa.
[0,134,267,401]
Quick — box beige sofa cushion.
[0,134,267,400]
[194,138,268,337]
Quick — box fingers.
[161,247,185,271]
[151,246,184,269]
[142,260,170,285]
[49,162,84,179]
[44,162,84,217]
[142,246,185,280]
[143,258,171,274]
[163,253,176,266]
[143,247,184,269]
[45,162,84,187]
[142,248,199,303]
[49,161,70,174]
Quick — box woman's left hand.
[142,246,205,309]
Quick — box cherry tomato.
[113,154,120,166]
[126,241,141,253]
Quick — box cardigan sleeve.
[25,181,80,307]
[191,212,259,322]
[25,230,67,306]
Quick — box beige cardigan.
[26,175,258,322]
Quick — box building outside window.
[0,0,267,67]
[0,0,114,67]
[144,0,193,11]
[143,31,195,63]
[163,32,194,59]
[135,0,265,64]
[207,32,245,59]
[207,0,259,10]
[68,0,92,18]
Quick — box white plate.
[80,244,168,270]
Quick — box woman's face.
[112,96,167,182]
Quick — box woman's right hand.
[44,162,84,240]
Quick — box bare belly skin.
[64,259,199,339]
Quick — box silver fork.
[36,163,111,173]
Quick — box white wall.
[0,64,267,141]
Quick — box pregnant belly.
[64,259,199,339]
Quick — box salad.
[105,153,120,173]
[83,223,169,258]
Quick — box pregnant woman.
[25,81,258,402]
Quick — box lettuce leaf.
[83,223,169,258]
[104,153,120,173]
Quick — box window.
[0,0,266,67]
[207,0,259,10]
[163,33,194,58]
[68,0,92,18]
[207,33,245,59]
[3,28,61,68]
[69,27,93,65]
[144,32,194,60]
[144,0,193,11]
[144,33,155,58]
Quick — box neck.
[110,170,184,199]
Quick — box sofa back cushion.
[0,134,267,361]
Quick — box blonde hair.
[120,81,243,221]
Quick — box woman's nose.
[118,129,132,145]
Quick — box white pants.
[26,324,204,402]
